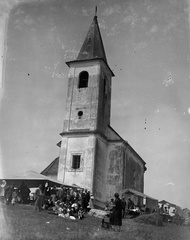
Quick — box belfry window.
[72,155,81,169]
[78,71,89,88]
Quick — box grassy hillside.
[0,203,190,240]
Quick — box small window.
[72,155,81,169]
[78,71,89,88]
[78,111,83,119]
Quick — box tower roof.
[66,13,114,76]
[76,15,107,63]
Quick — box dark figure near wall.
[5,185,15,205]
[19,181,31,204]
[121,197,127,218]
[128,197,135,209]
[112,193,122,231]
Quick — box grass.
[0,203,190,240]
[134,212,164,226]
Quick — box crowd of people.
[0,180,94,220]
[34,183,94,220]
[0,179,133,230]
[0,180,31,205]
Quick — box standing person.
[106,198,115,211]
[41,183,48,209]
[44,182,51,197]
[77,190,82,207]
[81,189,88,212]
[105,198,115,225]
[18,181,31,204]
[86,190,91,206]
[112,193,122,231]
[121,197,127,218]
[0,180,6,203]
[11,188,18,205]
[88,194,94,211]
[62,187,67,202]
[34,184,43,212]
[57,185,64,201]
[5,185,15,205]
[50,186,57,205]
[127,198,135,209]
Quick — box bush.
[134,213,163,226]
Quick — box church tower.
[57,14,114,191]
[63,15,114,135]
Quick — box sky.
[0,0,190,209]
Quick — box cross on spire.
[95,6,97,17]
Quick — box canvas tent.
[0,170,75,188]
[159,200,184,217]
[121,188,158,211]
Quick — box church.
[41,13,147,208]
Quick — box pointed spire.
[76,9,108,63]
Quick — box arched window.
[78,71,89,88]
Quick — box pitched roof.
[40,157,59,176]
[0,170,69,188]
[57,141,61,147]
[158,200,176,208]
[76,15,107,63]
[121,188,158,201]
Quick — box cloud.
[122,15,138,26]
[14,14,35,30]
[0,1,14,14]
[122,5,139,27]
[150,25,159,33]
[165,182,175,186]
[102,4,121,17]
[143,0,157,14]
[163,21,176,33]
[146,4,156,14]
[63,48,79,60]
[103,4,138,36]
[133,42,148,51]
[106,24,118,36]
[141,16,149,23]
[51,72,66,79]
[62,2,79,16]
[81,7,94,17]
[13,8,24,16]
